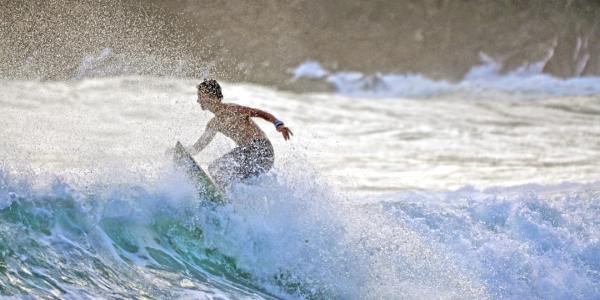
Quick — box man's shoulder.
[207,116,220,128]
[211,109,245,125]
[224,103,258,114]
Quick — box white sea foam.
[0,164,489,299]
[2,164,598,299]
[1,76,599,298]
[292,56,600,98]
[378,183,600,299]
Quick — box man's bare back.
[208,105,268,146]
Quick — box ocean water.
[1,65,599,299]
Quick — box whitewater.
[1,66,600,299]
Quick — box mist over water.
[2,1,600,299]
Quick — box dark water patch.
[544,103,600,116]
[472,120,535,128]
[0,99,39,111]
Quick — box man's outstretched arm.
[227,104,277,122]
[226,104,293,140]
[188,118,217,155]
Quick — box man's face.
[197,90,216,111]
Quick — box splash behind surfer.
[187,79,292,187]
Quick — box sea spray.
[0,167,272,298]
[0,162,490,299]
[378,184,600,299]
[199,159,489,299]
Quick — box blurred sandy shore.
[1,0,599,89]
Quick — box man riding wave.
[186,79,292,187]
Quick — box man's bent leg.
[242,139,274,179]
[208,147,247,188]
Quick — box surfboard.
[173,141,225,203]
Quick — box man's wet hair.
[197,79,223,100]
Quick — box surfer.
[186,79,293,187]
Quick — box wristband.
[274,119,284,128]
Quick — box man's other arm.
[188,118,217,155]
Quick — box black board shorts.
[208,139,274,186]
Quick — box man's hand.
[277,125,293,140]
